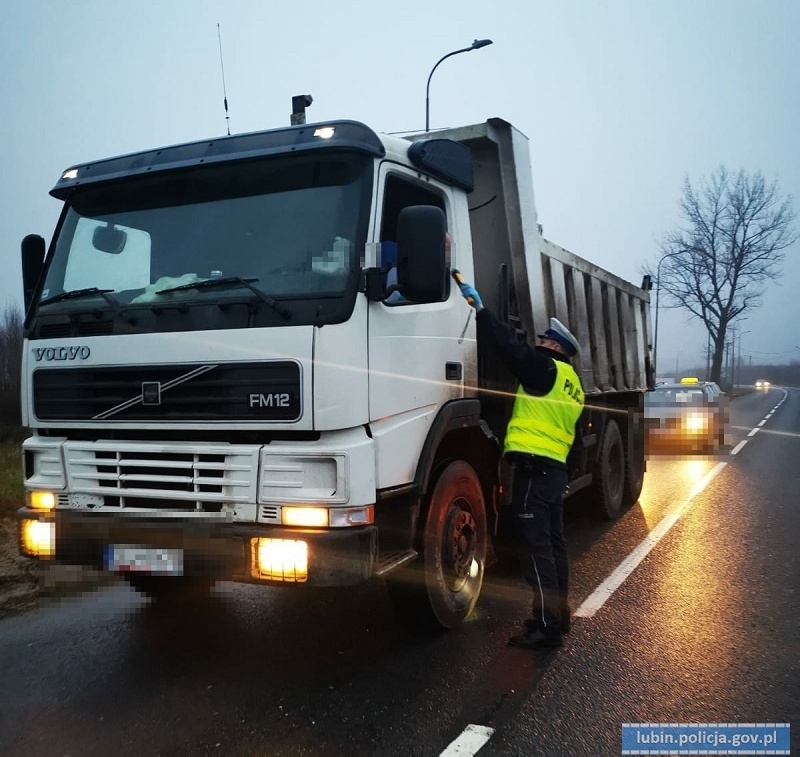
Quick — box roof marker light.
[61,168,79,180]
[313,127,335,139]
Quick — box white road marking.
[758,420,766,426]
[574,388,790,619]
[730,440,748,456]
[575,462,727,618]
[440,724,495,756]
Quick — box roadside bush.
[0,441,24,518]
[0,302,23,432]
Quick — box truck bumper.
[17,508,378,587]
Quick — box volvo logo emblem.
[141,382,162,406]
[92,364,217,421]
[33,345,91,362]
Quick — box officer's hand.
[452,270,483,309]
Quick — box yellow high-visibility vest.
[504,359,585,463]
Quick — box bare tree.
[0,301,24,427]
[654,167,796,384]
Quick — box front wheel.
[422,461,487,628]
[387,460,487,629]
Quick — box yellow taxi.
[645,377,727,452]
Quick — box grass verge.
[0,440,115,617]
[0,440,39,615]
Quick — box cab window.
[378,173,447,305]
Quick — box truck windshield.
[38,152,371,315]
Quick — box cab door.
[367,165,470,489]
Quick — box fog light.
[29,491,56,510]
[20,519,55,558]
[281,506,328,528]
[252,538,308,582]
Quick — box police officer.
[456,274,585,649]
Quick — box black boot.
[525,616,570,635]
[561,601,572,634]
[509,626,563,649]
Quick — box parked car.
[645,377,727,452]
[755,379,771,389]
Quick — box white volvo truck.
[17,115,653,627]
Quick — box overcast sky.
[2,0,798,372]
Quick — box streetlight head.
[425,39,493,132]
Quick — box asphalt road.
[0,388,797,757]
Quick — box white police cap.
[537,317,580,357]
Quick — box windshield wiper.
[38,287,124,316]
[39,287,114,307]
[157,276,291,320]
[38,287,128,322]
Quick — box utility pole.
[724,340,731,388]
[737,330,751,388]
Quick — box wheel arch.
[411,399,499,540]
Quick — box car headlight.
[683,413,708,433]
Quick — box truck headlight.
[20,519,55,558]
[29,491,56,511]
[281,505,374,528]
[281,506,329,528]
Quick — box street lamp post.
[652,251,682,375]
[425,39,493,132]
[736,329,751,388]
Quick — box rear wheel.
[623,417,645,505]
[388,460,487,629]
[593,419,625,520]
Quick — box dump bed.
[410,119,653,396]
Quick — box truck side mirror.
[396,205,447,303]
[21,234,46,312]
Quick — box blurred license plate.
[106,545,183,575]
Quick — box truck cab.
[18,117,651,628]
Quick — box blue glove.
[452,270,483,309]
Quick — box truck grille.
[38,320,114,338]
[33,361,301,422]
[64,440,260,513]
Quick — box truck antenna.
[217,23,231,135]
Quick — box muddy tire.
[593,419,625,520]
[387,460,487,629]
[623,419,645,505]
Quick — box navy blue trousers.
[511,456,569,635]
